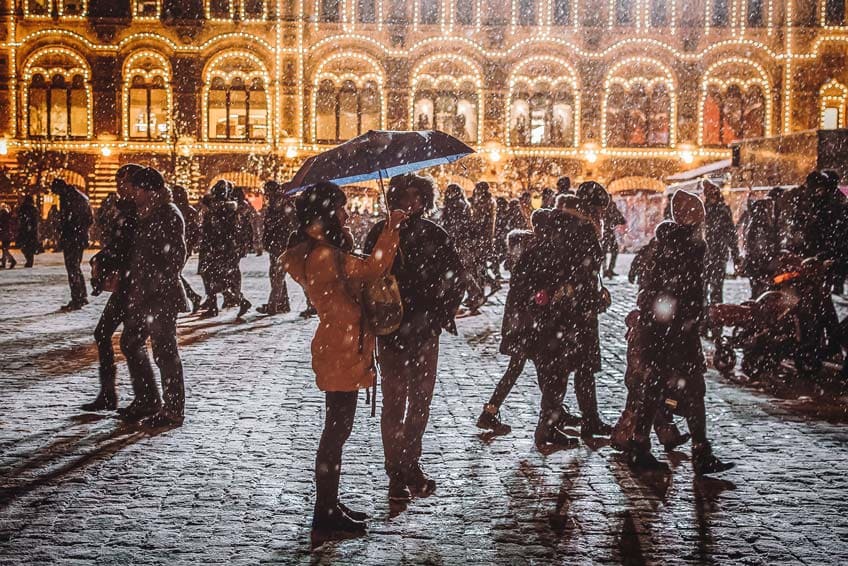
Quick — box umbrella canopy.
[287,130,475,194]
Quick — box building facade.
[0,0,846,205]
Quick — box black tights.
[314,391,358,519]
[487,356,526,409]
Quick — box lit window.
[510,83,575,147]
[316,79,383,143]
[414,84,477,142]
[27,74,88,139]
[207,75,268,141]
[135,0,160,17]
[129,75,169,140]
[606,82,672,147]
[822,107,840,130]
[703,84,766,146]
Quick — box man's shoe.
[628,450,670,472]
[81,389,117,412]
[237,298,252,318]
[557,408,582,428]
[476,408,512,434]
[406,464,436,497]
[61,299,88,311]
[693,450,734,476]
[7,259,15,269]
[141,412,184,430]
[117,399,162,421]
[535,427,580,450]
[299,306,317,319]
[338,502,369,522]
[662,432,691,452]
[580,419,613,438]
[311,510,366,542]
[388,476,412,502]
[256,304,270,314]
[198,307,218,319]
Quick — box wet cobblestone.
[1,253,847,564]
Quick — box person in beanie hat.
[119,166,190,428]
[612,190,734,475]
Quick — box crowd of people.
[2,163,846,543]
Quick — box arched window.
[509,77,576,147]
[124,53,171,141]
[25,50,90,139]
[412,57,481,143]
[204,53,269,141]
[700,62,771,146]
[26,0,86,16]
[819,80,847,130]
[604,60,674,147]
[702,84,765,146]
[313,57,384,143]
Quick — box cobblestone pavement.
[2,252,848,565]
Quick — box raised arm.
[342,213,404,282]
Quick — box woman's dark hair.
[172,185,190,207]
[293,182,350,250]
[131,167,166,193]
[387,173,436,211]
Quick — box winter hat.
[576,181,610,208]
[131,167,166,192]
[210,179,232,201]
[671,190,705,226]
[556,176,572,194]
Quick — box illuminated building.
[0,0,846,203]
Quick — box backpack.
[334,249,404,336]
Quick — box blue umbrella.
[286,130,475,194]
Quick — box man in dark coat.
[601,198,626,278]
[363,174,465,502]
[83,164,143,412]
[0,204,16,269]
[702,181,740,333]
[15,194,39,267]
[500,208,599,449]
[51,178,93,310]
[258,181,297,315]
[612,190,734,475]
[119,167,189,428]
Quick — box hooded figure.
[612,190,734,476]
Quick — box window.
[129,75,168,140]
[316,80,382,142]
[358,0,376,22]
[456,0,474,25]
[420,0,439,24]
[746,0,763,26]
[321,0,340,21]
[414,84,477,142]
[711,0,729,27]
[517,0,536,25]
[61,0,85,15]
[651,0,668,27]
[242,0,265,18]
[206,58,268,142]
[615,0,634,25]
[825,0,846,25]
[510,85,575,146]
[26,0,50,15]
[822,107,840,129]
[819,81,847,129]
[208,0,232,18]
[553,0,570,25]
[28,74,88,138]
[702,84,765,146]
[135,0,160,17]
[606,81,672,147]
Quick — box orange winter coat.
[282,223,400,392]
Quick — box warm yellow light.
[285,145,298,159]
[100,146,112,157]
[585,150,598,164]
[489,149,501,163]
[680,150,694,164]
[0,138,8,156]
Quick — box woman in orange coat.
[283,182,406,541]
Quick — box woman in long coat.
[282,182,405,541]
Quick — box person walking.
[282,182,405,540]
[602,198,626,278]
[119,167,190,428]
[702,181,741,335]
[363,174,465,502]
[221,186,254,313]
[743,199,780,298]
[441,184,484,311]
[15,195,39,268]
[612,190,734,475]
[197,181,245,318]
[83,164,143,412]
[51,179,93,310]
[258,181,297,315]
[0,204,16,269]
[172,185,203,312]
[470,181,498,295]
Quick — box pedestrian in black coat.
[602,199,626,278]
[173,185,203,312]
[612,190,734,475]
[0,204,16,269]
[83,164,143,412]
[363,174,465,501]
[500,207,603,449]
[258,180,297,315]
[119,167,189,429]
[744,199,780,298]
[703,181,741,331]
[441,183,484,310]
[51,178,93,310]
[15,195,39,267]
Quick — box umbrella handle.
[378,170,388,219]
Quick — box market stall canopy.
[287,130,475,194]
[665,159,732,182]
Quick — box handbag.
[334,249,404,337]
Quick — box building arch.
[820,79,848,129]
[506,56,580,148]
[410,53,483,144]
[122,51,172,141]
[699,58,772,146]
[22,46,92,139]
[602,57,676,148]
